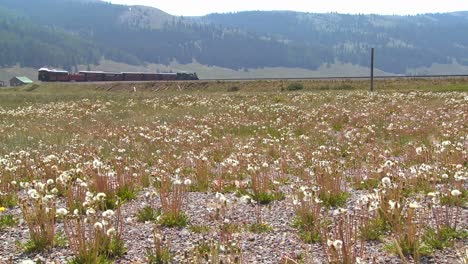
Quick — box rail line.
[201,74,468,82]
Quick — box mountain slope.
[203,11,468,73]
[0,6,102,70]
[0,0,331,72]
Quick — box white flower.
[173,179,182,185]
[43,194,54,202]
[451,189,462,197]
[92,159,103,169]
[102,210,115,218]
[184,179,192,185]
[388,200,397,210]
[240,195,251,204]
[56,208,68,217]
[381,177,391,187]
[224,218,230,224]
[333,208,347,216]
[415,147,423,155]
[46,179,54,185]
[74,209,79,216]
[292,199,300,205]
[96,192,106,200]
[27,189,40,200]
[215,192,226,203]
[409,201,421,209]
[20,260,35,264]
[86,208,96,216]
[106,227,116,236]
[333,240,343,250]
[94,222,103,230]
[327,239,333,247]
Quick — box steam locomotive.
[38,68,199,82]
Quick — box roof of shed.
[14,77,34,83]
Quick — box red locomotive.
[38,68,198,82]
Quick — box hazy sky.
[104,0,468,16]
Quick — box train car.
[38,68,69,82]
[69,73,86,82]
[78,71,106,82]
[141,73,159,81]
[103,73,123,82]
[122,72,145,81]
[159,73,178,80]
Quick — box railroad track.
[202,74,468,81]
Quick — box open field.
[0,80,467,263]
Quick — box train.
[38,68,199,82]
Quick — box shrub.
[147,225,172,264]
[19,181,57,252]
[227,86,240,92]
[287,83,304,91]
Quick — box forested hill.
[0,0,468,74]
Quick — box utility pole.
[370,48,374,93]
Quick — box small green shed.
[10,76,33,87]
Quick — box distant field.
[0,80,466,263]
[3,76,467,94]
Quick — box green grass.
[21,237,53,253]
[116,185,138,202]
[440,190,467,207]
[147,247,172,264]
[0,214,17,230]
[136,206,161,222]
[54,231,68,248]
[188,225,211,234]
[0,194,18,208]
[319,191,350,208]
[421,227,468,253]
[159,212,189,228]
[292,214,322,244]
[247,222,272,233]
[252,191,285,205]
[360,217,389,241]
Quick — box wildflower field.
[0,79,466,263]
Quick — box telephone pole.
[370,48,374,92]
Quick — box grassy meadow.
[0,79,466,263]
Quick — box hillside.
[0,0,467,79]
